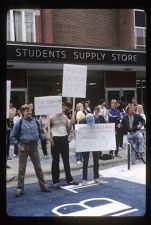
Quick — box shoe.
[13,154,17,157]
[82,180,88,186]
[94,178,103,184]
[67,180,79,185]
[6,165,11,169]
[43,155,49,159]
[76,160,82,165]
[131,161,136,165]
[118,147,122,150]
[7,156,12,160]
[53,183,61,189]
[41,187,51,192]
[16,190,24,197]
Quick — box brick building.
[7,9,146,109]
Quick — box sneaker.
[43,155,49,159]
[41,187,51,192]
[53,183,61,189]
[118,147,122,150]
[131,161,136,165]
[76,160,82,165]
[94,178,103,184]
[16,189,24,197]
[67,180,79,185]
[6,165,11,169]
[7,156,12,160]
[82,180,88,186]
[13,154,18,157]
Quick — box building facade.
[7,9,146,109]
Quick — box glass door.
[106,88,136,107]
[11,88,27,109]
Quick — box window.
[7,9,36,42]
[134,9,146,49]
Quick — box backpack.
[17,117,41,142]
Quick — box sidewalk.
[6,140,128,183]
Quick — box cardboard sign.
[34,96,62,115]
[75,123,116,152]
[6,80,11,119]
[62,64,87,98]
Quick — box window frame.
[7,9,36,42]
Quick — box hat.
[86,113,95,125]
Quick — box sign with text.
[34,96,62,115]
[62,64,87,98]
[7,44,146,66]
[75,123,116,152]
[6,80,11,119]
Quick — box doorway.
[11,88,27,109]
[106,88,136,107]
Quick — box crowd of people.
[6,96,146,196]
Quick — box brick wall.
[35,9,53,43]
[119,9,135,49]
[52,9,120,48]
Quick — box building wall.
[52,9,121,48]
[35,9,53,43]
[119,9,135,49]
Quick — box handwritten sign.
[75,123,116,152]
[6,80,11,119]
[62,64,87,98]
[34,96,62,115]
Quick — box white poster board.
[6,80,11,119]
[75,123,116,152]
[34,96,62,115]
[62,64,87,98]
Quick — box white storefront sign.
[34,96,62,115]
[75,123,116,152]
[62,64,87,98]
[6,80,11,119]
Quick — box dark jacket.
[121,113,145,134]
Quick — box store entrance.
[11,88,27,109]
[106,88,136,107]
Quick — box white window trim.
[7,9,36,42]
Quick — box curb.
[7,157,128,183]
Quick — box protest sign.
[6,80,11,119]
[34,96,62,115]
[75,123,116,152]
[62,64,87,98]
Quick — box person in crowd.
[39,115,49,159]
[83,99,92,115]
[12,104,51,197]
[13,109,22,157]
[108,99,122,157]
[6,119,11,168]
[75,102,86,164]
[79,113,103,186]
[131,96,138,112]
[116,100,126,151]
[98,99,109,122]
[28,102,36,117]
[136,104,146,136]
[49,105,78,189]
[93,106,106,158]
[9,101,17,129]
[6,118,12,160]
[121,103,145,165]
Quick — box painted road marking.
[61,180,108,193]
[52,197,138,216]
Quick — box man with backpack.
[12,104,51,197]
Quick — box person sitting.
[121,103,145,165]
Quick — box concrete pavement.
[6,140,129,183]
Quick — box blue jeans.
[127,131,145,162]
